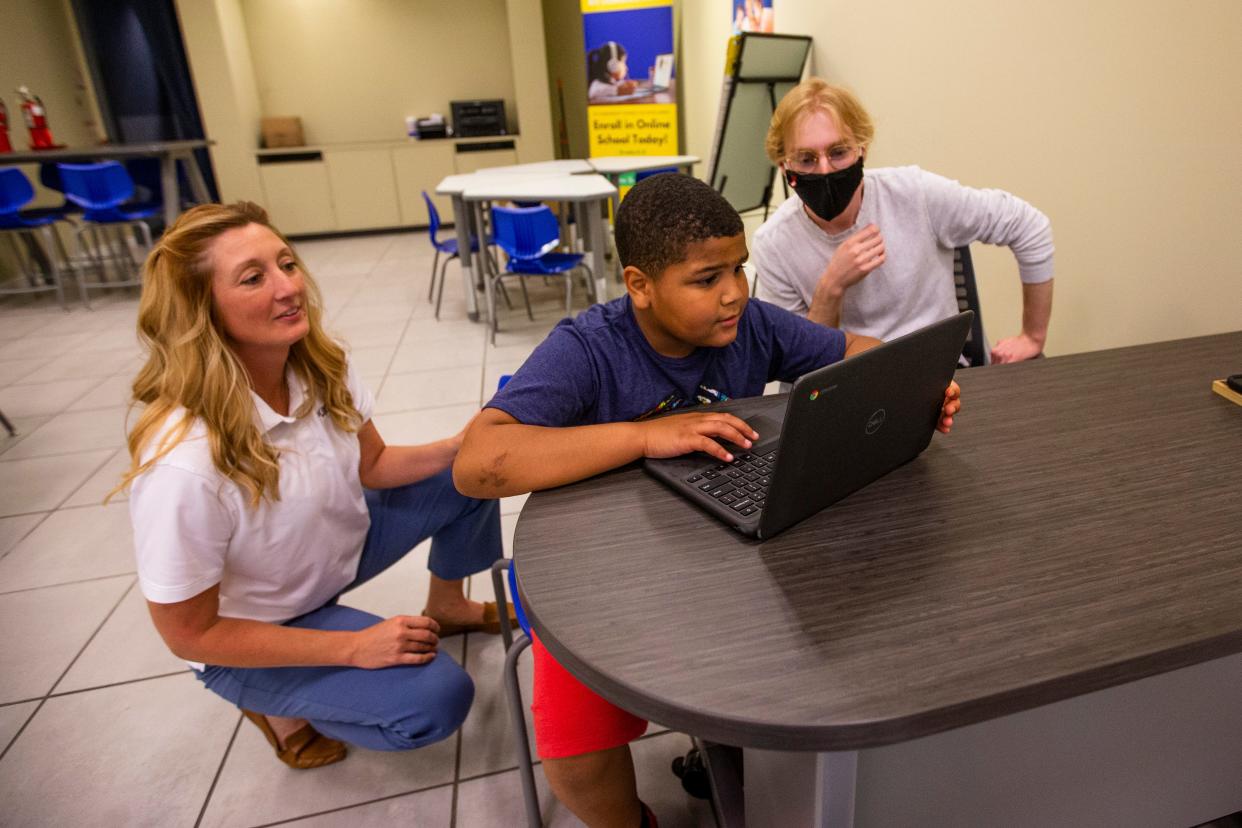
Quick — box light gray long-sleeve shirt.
[752,165,1054,342]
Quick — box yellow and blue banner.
[581,0,677,162]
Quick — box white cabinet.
[453,147,519,174]
[255,137,526,234]
[323,148,401,231]
[392,142,456,226]
[258,158,337,235]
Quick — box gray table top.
[513,331,1242,751]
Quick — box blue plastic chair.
[423,190,487,320]
[488,205,592,344]
[0,167,69,308]
[57,161,159,307]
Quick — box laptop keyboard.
[684,449,778,518]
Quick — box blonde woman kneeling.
[117,202,509,769]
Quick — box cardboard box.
[261,117,305,148]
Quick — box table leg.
[180,151,212,205]
[743,748,857,828]
[450,193,479,321]
[587,198,608,303]
[159,154,180,229]
[473,200,494,327]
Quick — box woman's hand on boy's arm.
[937,380,962,434]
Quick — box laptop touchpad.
[721,413,782,453]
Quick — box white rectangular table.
[473,159,595,175]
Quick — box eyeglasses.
[783,144,862,174]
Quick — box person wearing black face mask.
[752,79,1056,365]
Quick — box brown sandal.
[426,601,519,637]
[241,709,348,769]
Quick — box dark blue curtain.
[72,0,218,201]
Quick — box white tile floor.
[0,231,716,827]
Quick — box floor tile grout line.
[0,570,136,597]
[449,629,472,828]
[6,498,128,519]
[245,779,459,828]
[0,577,138,764]
[44,577,138,698]
[195,713,244,828]
[0,442,126,464]
[42,669,190,702]
[0,696,48,764]
[48,444,124,514]
[0,511,52,562]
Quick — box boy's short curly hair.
[614,173,744,277]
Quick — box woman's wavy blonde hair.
[112,201,361,507]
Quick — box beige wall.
[175,0,266,204]
[681,0,1242,356]
[241,0,520,145]
[0,0,102,209]
[506,0,555,162]
[541,0,589,158]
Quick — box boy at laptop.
[454,173,961,827]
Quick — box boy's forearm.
[454,420,646,498]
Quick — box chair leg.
[504,634,542,828]
[486,272,499,345]
[518,277,534,322]
[0,408,15,437]
[491,560,515,652]
[564,270,573,317]
[428,250,440,302]
[434,254,457,320]
[578,263,596,305]
[39,226,67,310]
[74,225,95,309]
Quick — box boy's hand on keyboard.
[937,381,962,434]
[641,412,760,463]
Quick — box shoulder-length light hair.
[113,201,361,506]
[765,78,876,164]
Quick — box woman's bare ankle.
[263,714,308,749]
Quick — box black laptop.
[643,312,973,539]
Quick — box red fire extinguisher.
[0,99,12,153]
[16,86,61,150]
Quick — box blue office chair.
[635,167,678,183]
[488,205,592,344]
[57,161,159,308]
[0,167,69,308]
[35,164,81,220]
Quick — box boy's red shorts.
[530,634,648,759]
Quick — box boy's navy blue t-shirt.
[486,296,847,426]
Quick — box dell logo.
[865,408,887,435]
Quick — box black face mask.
[785,156,864,223]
